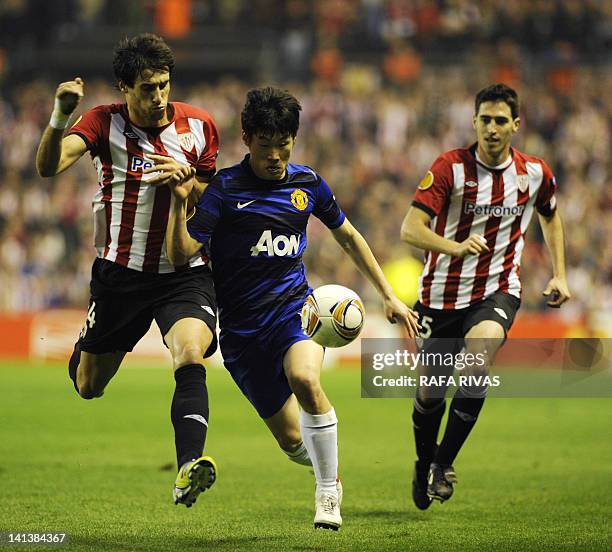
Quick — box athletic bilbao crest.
[178,132,195,151]
[517,175,529,193]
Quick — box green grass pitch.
[0,360,610,551]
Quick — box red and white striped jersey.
[68,102,219,273]
[412,144,557,310]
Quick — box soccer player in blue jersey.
[158,87,420,530]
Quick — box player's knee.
[463,343,493,377]
[464,330,503,360]
[77,381,103,400]
[172,343,207,368]
[287,369,321,399]
[276,431,303,453]
[464,338,488,357]
[415,394,444,411]
[457,376,489,399]
[78,389,97,400]
[417,384,447,406]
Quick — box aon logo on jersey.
[250,230,300,257]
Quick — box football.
[301,284,365,348]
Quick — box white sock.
[300,407,338,495]
[284,442,312,466]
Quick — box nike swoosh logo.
[237,200,256,209]
[201,305,215,317]
[184,414,208,427]
[494,307,508,320]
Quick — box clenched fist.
[55,77,85,115]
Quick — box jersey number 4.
[79,302,97,338]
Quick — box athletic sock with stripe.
[171,364,209,467]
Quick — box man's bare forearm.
[36,126,65,177]
[401,220,458,255]
[539,211,567,279]
[187,178,209,212]
[166,197,202,265]
[334,226,394,299]
[37,78,85,177]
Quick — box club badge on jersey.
[178,132,195,151]
[291,189,309,210]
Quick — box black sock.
[435,388,485,466]
[68,341,81,393]
[412,397,446,465]
[171,364,209,468]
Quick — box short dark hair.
[475,84,520,119]
[241,87,302,139]
[112,33,175,87]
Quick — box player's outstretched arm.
[165,191,204,266]
[331,219,420,337]
[36,78,87,177]
[400,206,489,258]
[538,210,571,308]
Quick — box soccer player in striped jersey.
[162,87,421,530]
[401,83,571,508]
[35,34,220,508]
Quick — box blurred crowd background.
[0,0,609,334]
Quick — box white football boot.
[314,490,342,530]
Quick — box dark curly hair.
[112,33,175,88]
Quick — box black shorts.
[77,258,218,356]
[414,291,521,340]
[413,292,520,391]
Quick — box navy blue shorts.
[220,305,310,419]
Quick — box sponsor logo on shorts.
[201,305,215,317]
[184,414,208,426]
[494,307,508,320]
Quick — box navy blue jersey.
[187,156,345,333]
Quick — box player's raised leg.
[264,394,312,466]
[68,283,138,399]
[283,340,341,530]
[165,317,217,507]
[429,320,504,502]
[69,346,125,399]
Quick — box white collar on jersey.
[475,150,513,171]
